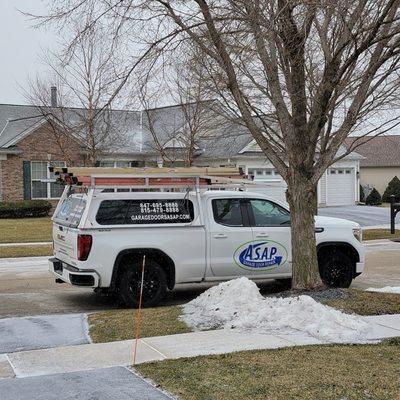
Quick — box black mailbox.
[390,195,400,234]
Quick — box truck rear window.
[96,199,194,225]
[54,196,87,228]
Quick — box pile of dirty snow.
[181,277,370,343]
[366,286,400,294]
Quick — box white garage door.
[327,168,355,206]
[246,168,287,203]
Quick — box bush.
[0,200,52,218]
[360,185,365,203]
[382,176,400,203]
[366,188,382,206]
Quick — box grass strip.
[326,290,400,315]
[0,217,52,243]
[0,244,53,258]
[363,229,400,241]
[88,306,191,343]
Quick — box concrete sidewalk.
[2,314,400,379]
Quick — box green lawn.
[0,244,53,258]
[136,341,400,400]
[326,290,400,315]
[88,306,191,343]
[0,217,52,243]
[363,229,400,241]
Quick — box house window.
[115,161,131,168]
[99,161,140,168]
[31,161,66,199]
[99,161,115,168]
[248,168,281,180]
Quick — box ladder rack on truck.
[49,166,286,225]
[49,166,266,190]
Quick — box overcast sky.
[0,1,58,105]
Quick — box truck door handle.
[256,233,269,238]
[214,233,228,239]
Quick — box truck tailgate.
[53,223,78,265]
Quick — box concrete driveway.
[0,257,289,318]
[318,205,398,227]
[1,241,399,319]
[0,313,90,353]
[0,367,171,400]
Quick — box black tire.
[117,260,167,308]
[275,278,292,289]
[318,249,353,288]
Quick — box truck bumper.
[355,261,364,274]
[48,257,100,287]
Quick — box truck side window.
[54,196,87,228]
[96,199,194,225]
[212,199,244,227]
[96,200,131,225]
[249,199,290,227]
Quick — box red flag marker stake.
[133,254,146,365]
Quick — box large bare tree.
[34,0,400,289]
[138,60,218,167]
[26,18,128,166]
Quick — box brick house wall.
[1,123,85,202]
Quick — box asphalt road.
[0,241,399,319]
[319,205,398,227]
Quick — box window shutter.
[23,161,31,200]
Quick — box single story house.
[0,98,362,206]
[346,135,400,196]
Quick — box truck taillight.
[77,234,92,261]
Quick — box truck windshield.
[54,195,87,228]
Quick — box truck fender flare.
[110,248,176,290]
[316,241,360,277]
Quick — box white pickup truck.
[49,189,365,307]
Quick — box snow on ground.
[366,286,400,294]
[181,277,370,343]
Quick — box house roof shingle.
[345,135,400,167]
[0,102,361,162]
[0,103,142,153]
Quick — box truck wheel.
[319,249,353,288]
[118,260,167,308]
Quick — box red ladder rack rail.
[49,166,247,189]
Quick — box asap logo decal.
[234,240,287,270]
